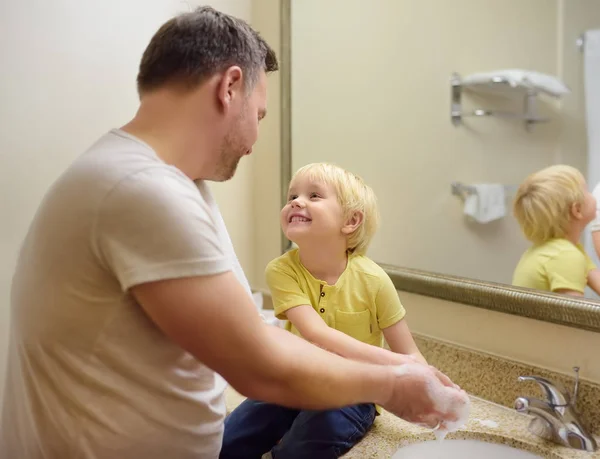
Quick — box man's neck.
[121,91,217,180]
[297,242,348,285]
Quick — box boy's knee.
[272,405,376,459]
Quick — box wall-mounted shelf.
[450,72,554,132]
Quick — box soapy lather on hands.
[382,363,470,436]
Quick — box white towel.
[463,184,506,224]
[462,70,570,98]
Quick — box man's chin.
[212,161,241,182]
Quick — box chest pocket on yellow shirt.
[335,309,371,341]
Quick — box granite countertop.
[225,387,600,458]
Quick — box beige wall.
[251,0,283,291]
[290,0,564,286]
[0,0,254,409]
[207,0,257,287]
[403,292,600,383]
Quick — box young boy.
[512,164,600,296]
[220,163,429,459]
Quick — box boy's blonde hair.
[513,164,586,244]
[291,163,380,255]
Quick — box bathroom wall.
[251,0,283,292]
[0,0,256,409]
[250,0,600,385]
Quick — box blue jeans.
[219,399,376,459]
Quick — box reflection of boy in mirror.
[512,165,600,296]
[221,163,460,459]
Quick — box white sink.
[392,439,543,458]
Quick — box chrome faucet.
[514,367,597,452]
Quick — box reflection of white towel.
[463,184,506,224]
[462,70,570,97]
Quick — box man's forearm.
[233,325,394,410]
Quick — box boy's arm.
[376,272,427,364]
[285,305,416,366]
[545,250,589,296]
[554,288,584,297]
[383,319,427,365]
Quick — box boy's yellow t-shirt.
[512,239,596,293]
[265,249,406,348]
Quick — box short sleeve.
[265,261,311,320]
[375,272,406,329]
[545,249,589,293]
[95,168,231,291]
[591,183,600,232]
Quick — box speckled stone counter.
[413,334,600,436]
[225,388,600,458]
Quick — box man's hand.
[387,354,461,390]
[379,363,469,428]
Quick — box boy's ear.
[571,201,584,220]
[342,211,363,235]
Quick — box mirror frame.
[278,0,600,333]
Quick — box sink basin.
[392,439,543,458]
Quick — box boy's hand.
[388,353,419,366]
[388,354,462,390]
[379,363,469,428]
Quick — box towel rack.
[450,72,549,131]
[451,181,518,200]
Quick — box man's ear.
[216,66,244,112]
[342,211,363,235]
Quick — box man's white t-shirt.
[0,129,252,459]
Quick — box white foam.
[433,428,448,442]
[474,418,499,428]
[393,364,471,435]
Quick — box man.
[0,6,467,459]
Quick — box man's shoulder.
[58,130,182,200]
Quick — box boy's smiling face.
[281,174,346,246]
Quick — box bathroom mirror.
[280,0,600,332]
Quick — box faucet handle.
[572,366,580,406]
[518,375,569,406]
